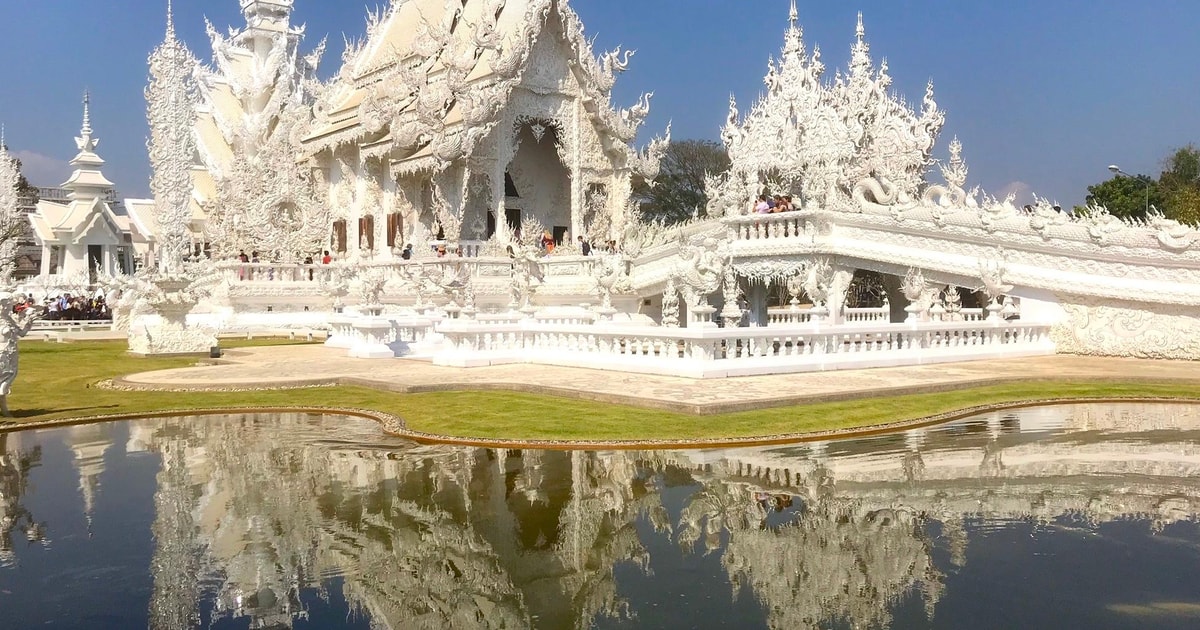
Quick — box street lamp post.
[1108,164,1150,215]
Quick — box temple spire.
[166,0,175,40]
[789,0,798,27]
[81,90,92,138]
[856,11,865,42]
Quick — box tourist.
[400,244,413,260]
[578,235,591,256]
[437,245,447,257]
[541,230,555,253]
[754,195,771,214]
[303,255,314,280]
[322,250,332,264]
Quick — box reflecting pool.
[3,403,1200,629]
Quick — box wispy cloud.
[996,181,1034,206]
[12,150,71,187]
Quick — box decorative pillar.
[353,150,367,258]
[747,278,769,327]
[569,97,583,241]
[826,266,855,325]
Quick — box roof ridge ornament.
[81,90,92,136]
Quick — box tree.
[633,139,730,224]
[1084,173,1163,221]
[1159,145,1200,225]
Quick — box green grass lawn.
[9,340,1200,442]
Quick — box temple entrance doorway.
[505,123,571,242]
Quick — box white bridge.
[195,188,1200,376]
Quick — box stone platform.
[116,344,1200,415]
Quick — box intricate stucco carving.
[146,16,199,274]
[126,262,221,355]
[0,141,22,285]
[711,9,942,213]
[0,292,40,415]
[297,0,667,251]
[591,253,631,311]
[204,102,329,260]
[673,236,728,308]
[1052,296,1200,360]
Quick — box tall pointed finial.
[789,0,798,26]
[165,0,175,39]
[1,124,6,152]
[856,12,865,41]
[81,90,92,136]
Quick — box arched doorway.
[505,122,571,244]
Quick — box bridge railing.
[433,318,1054,378]
[767,305,890,325]
[724,211,814,242]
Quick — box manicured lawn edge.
[10,340,1200,446]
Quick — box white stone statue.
[901,268,928,323]
[591,253,628,312]
[0,293,41,416]
[661,277,680,327]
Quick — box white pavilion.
[27,94,153,280]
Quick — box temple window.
[332,219,348,253]
[358,215,375,250]
[386,212,402,248]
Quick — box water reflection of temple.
[0,433,45,566]
[67,424,111,532]
[130,403,1200,629]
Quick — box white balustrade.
[842,306,892,323]
[767,307,813,325]
[216,262,323,283]
[433,318,1054,378]
[725,211,812,243]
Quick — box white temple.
[25,94,151,280]
[299,0,665,259]
[7,0,1200,366]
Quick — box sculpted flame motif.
[710,9,943,214]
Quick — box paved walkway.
[116,344,1200,415]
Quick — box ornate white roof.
[303,0,657,170]
[717,4,943,208]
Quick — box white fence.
[767,305,890,325]
[433,318,1054,378]
[725,211,814,243]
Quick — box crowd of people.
[752,194,796,213]
[29,293,111,321]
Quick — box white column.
[570,97,583,241]
[381,171,396,257]
[353,151,367,258]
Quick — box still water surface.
[2,403,1200,629]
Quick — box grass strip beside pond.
[10,340,1200,441]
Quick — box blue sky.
[1,0,1197,206]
